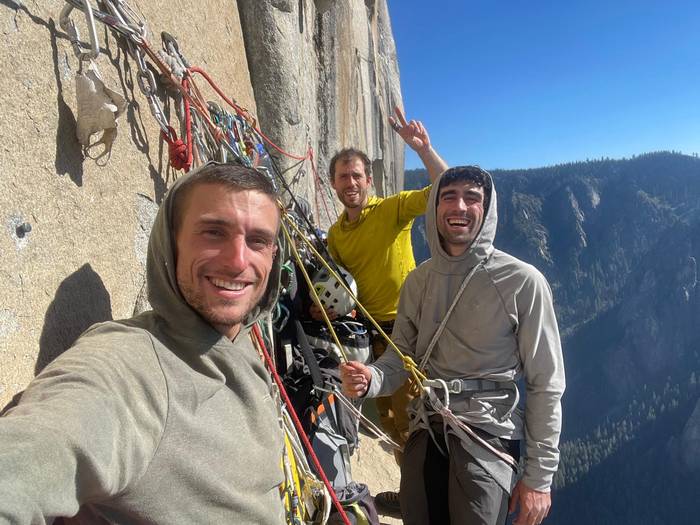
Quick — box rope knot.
[402,354,419,371]
[162,126,191,171]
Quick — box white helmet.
[312,265,357,317]
[304,321,371,364]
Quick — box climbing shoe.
[374,490,401,517]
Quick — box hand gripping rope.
[277,206,402,452]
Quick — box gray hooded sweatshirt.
[0,166,285,524]
[366,170,565,492]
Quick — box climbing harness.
[303,320,371,364]
[283,218,521,470]
[420,379,520,470]
[412,258,520,469]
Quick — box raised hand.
[389,106,431,154]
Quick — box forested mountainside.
[406,152,700,524]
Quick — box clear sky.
[387,0,700,170]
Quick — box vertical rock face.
[238,0,404,228]
[0,0,257,407]
[0,0,405,407]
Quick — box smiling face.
[331,156,372,216]
[436,180,486,256]
[174,183,279,339]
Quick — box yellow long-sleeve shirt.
[327,186,431,322]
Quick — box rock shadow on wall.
[104,36,169,203]
[50,18,84,186]
[37,264,113,374]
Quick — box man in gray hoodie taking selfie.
[341,166,565,525]
[0,163,286,524]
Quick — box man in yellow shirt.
[321,107,448,513]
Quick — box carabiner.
[59,0,99,61]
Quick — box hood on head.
[146,164,282,338]
[425,167,497,270]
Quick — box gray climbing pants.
[399,425,520,525]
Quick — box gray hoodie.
[0,165,285,524]
[366,170,565,492]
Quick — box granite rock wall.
[238,0,404,228]
[0,0,403,407]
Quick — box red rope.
[309,147,334,224]
[140,42,222,149]
[251,325,352,525]
[188,66,310,162]
[137,41,311,171]
[161,126,192,172]
[138,41,324,222]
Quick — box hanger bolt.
[16,222,32,238]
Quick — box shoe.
[374,490,401,517]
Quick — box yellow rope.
[280,206,427,385]
[278,207,517,470]
[279,211,349,363]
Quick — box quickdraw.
[59,0,99,62]
[59,0,345,233]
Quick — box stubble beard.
[438,225,476,256]
[178,278,256,332]
[339,191,367,211]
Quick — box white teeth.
[447,218,469,226]
[210,278,246,291]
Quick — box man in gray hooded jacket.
[0,163,286,524]
[341,166,565,525]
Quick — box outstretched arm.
[389,106,448,183]
[0,328,167,522]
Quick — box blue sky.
[387,0,700,170]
